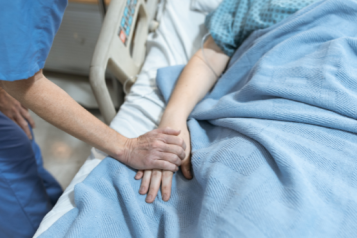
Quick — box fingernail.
[139,187,145,194]
[163,194,168,201]
[147,195,153,201]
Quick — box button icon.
[119,30,126,44]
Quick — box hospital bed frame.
[90,0,160,124]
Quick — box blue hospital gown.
[205,0,319,56]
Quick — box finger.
[20,107,35,128]
[15,114,32,140]
[157,127,180,136]
[152,160,178,172]
[146,170,162,203]
[162,144,185,160]
[181,157,193,179]
[139,170,152,195]
[161,171,173,201]
[135,170,144,180]
[160,152,182,166]
[162,134,186,150]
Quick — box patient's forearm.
[162,36,229,123]
[1,70,126,159]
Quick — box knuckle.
[174,154,180,161]
[151,140,161,149]
[152,170,160,177]
[164,153,174,161]
[143,159,151,167]
[162,185,169,191]
[160,135,168,143]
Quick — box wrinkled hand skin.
[135,124,192,203]
[0,87,35,139]
[122,127,186,172]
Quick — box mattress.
[34,0,206,236]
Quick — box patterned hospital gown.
[205,0,319,56]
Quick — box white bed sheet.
[34,0,206,236]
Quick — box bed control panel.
[119,0,138,45]
[90,0,160,123]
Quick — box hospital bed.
[34,0,211,236]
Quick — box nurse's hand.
[0,87,35,139]
[122,127,186,172]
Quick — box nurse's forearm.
[0,71,186,171]
[2,70,127,158]
[161,36,230,123]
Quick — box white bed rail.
[90,0,159,124]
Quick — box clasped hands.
[128,122,192,203]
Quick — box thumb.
[158,127,181,136]
[181,158,193,179]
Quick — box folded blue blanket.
[40,0,357,237]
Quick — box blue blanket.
[40,0,357,237]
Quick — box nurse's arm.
[0,70,186,172]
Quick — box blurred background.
[32,0,119,189]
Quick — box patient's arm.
[136,36,230,203]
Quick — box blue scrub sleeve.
[204,0,318,57]
[0,0,67,81]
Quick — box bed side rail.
[90,0,159,124]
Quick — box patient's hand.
[135,124,192,203]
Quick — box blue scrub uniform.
[0,112,62,238]
[0,0,67,237]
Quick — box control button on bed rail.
[119,30,126,44]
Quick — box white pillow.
[190,0,222,14]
